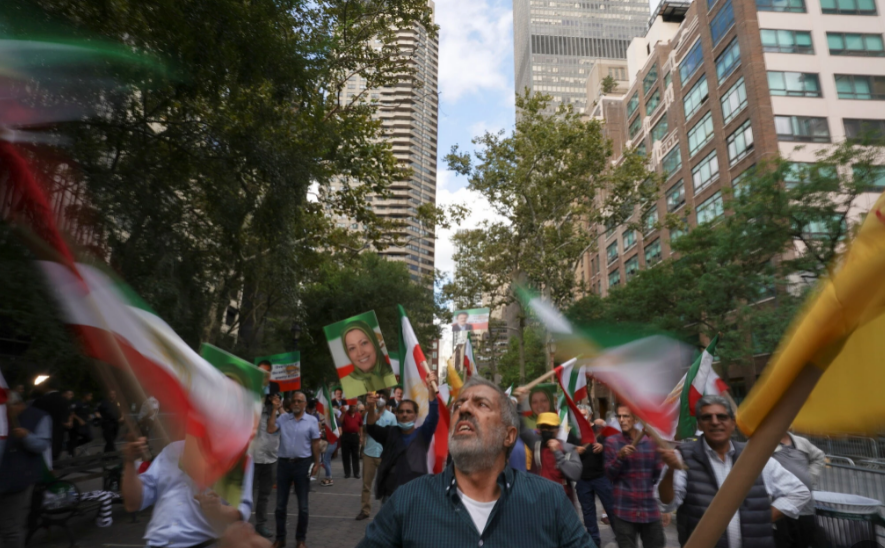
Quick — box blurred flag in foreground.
[446,358,464,403]
[315,386,340,444]
[518,285,692,435]
[2,142,258,487]
[398,305,449,474]
[554,358,595,444]
[738,191,885,436]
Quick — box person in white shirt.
[657,395,811,548]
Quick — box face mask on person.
[540,430,556,444]
[376,397,386,409]
[397,421,415,430]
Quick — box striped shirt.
[604,432,663,524]
[357,463,594,548]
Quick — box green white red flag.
[397,305,449,474]
[463,333,478,378]
[315,386,340,444]
[2,143,258,487]
[674,336,725,440]
[554,358,595,444]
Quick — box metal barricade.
[808,435,880,460]
[818,463,885,509]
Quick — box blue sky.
[434,0,515,277]
[433,0,660,279]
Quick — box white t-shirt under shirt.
[456,489,498,534]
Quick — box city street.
[28,454,679,548]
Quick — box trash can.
[813,491,885,548]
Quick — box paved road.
[30,454,679,548]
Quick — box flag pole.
[683,364,822,548]
[518,368,559,394]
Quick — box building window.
[609,269,621,288]
[721,77,748,124]
[636,142,647,157]
[607,242,619,264]
[756,0,806,11]
[671,225,687,241]
[693,150,720,191]
[644,207,659,233]
[835,75,885,100]
[732,165,756,197]
[697,191,725,224]
[625,256,640,280]
[627,92,640,118]
[775,116,831,142]
[644,63,658,95]
[767,72,821,97]
[843,119,885,142]
[664,72,672,89]
[624,229,637,249]
[629,115,642,139]
[662,146,682,179]
[821,0,877,14]
[716,39,741,83]
[680,40,704,84]
[688,112,715,157]
[727,120,754,166]
[644,239,663,265]
[646,89,662,115]
[683,76,710,120]
[651,116,669,143]
[666,180,686,212]
[852,165,885,189]
[761,30,814,54]
[710,0,735,46]
[827,33,885,56]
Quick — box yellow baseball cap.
[536,412,561,427]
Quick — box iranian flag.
[674,336,726,440]
[2,142,258,487]
[398,305,450,474]
[555,358,595,444]
[255,351,301,392]
[463,334,478,378]
[315,386,340,444]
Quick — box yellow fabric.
[536,412,561,427]
[737,191,885,436]
[446,359,463,402]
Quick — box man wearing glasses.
[657,395,810,548]
[269,392,321,548]
[604,405,668,548]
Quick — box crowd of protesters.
[1,363,832,548]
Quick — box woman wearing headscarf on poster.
[339,321,398,397]
[524,385,556,429]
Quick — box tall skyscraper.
[513,0,650,114]
[331,4,439,282]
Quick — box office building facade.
[513,0,651,114]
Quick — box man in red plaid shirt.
[603,405,668,548]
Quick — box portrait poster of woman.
[323,310,398,398]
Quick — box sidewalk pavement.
[29,453,679,548]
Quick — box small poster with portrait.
[324,310,398,398]
[254,351,301,392]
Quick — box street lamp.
[34,374,50,386]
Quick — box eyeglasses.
[698,413,731,423]
[616,414,633,419]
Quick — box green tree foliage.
[496,327,547,388]
[601,75,617,94]
[567,143,884,372]
[297,253,445,389]
[0,0,439,390]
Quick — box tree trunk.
[517,314,526,384]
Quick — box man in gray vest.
[657,395,811,547]
[0,391,51,548]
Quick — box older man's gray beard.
[449,418,507,474]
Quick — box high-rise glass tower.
[513,0,650,114]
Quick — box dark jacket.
[519,424,583,482]
[0,406,49,493]
[676,437,774,548]
[33,391,69,459]
[366,400,438,499]
[578,434,607,481]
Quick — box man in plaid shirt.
[604,405,666,548]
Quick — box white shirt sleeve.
[763,457,811,519]
[236,458,255,520]
[658,464,688,514]
[139,453,162,511]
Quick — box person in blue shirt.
[121,437,254,548]
[364,378,438,503]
